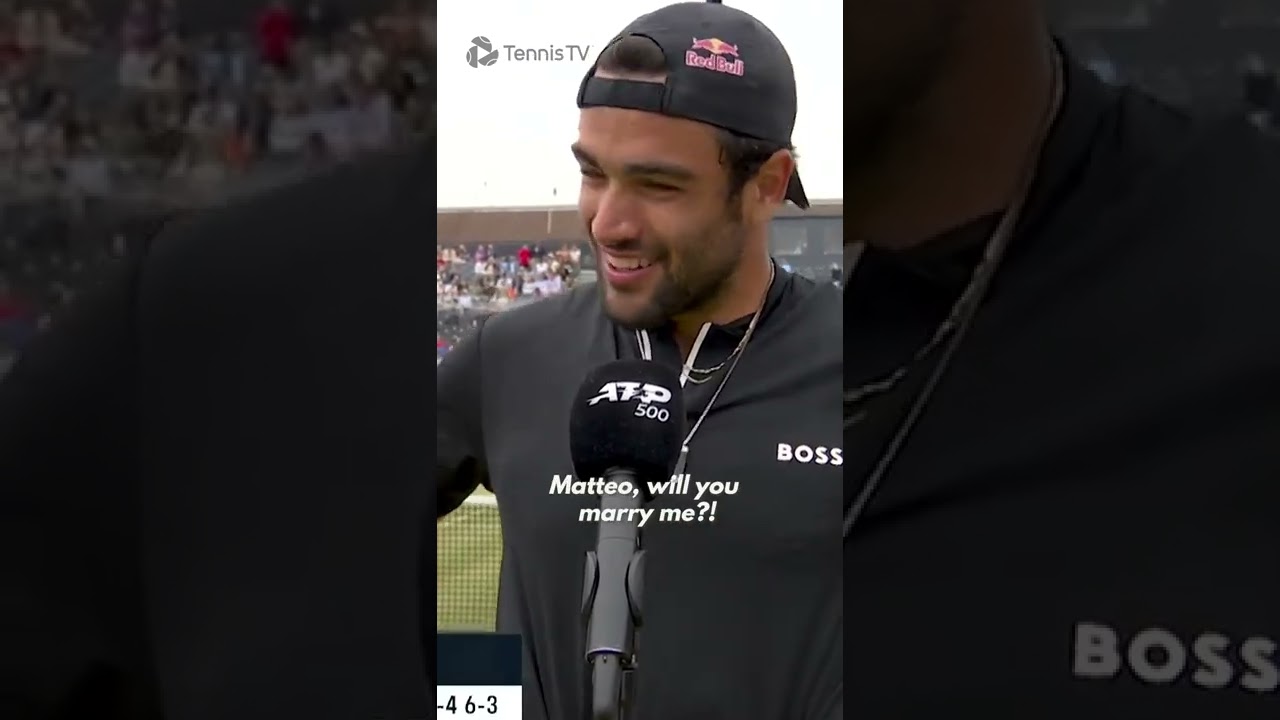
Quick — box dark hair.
[594,36,795,199]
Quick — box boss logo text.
[1073,622,1279,693]
[776,443,843,466]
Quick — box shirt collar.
[707,259,793,340]
[613,259,795,361]
[1015,38,1125,243]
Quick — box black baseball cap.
[577,1,809,209]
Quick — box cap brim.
[785,171,810,209]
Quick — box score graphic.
[437,633,522,718]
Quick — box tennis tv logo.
[466,36,499,68]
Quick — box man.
[0,149,436,718]
[437,3,841,719]
[842,2,1280,718]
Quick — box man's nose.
[590,190,643,246]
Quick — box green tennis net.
[437,493,503,631]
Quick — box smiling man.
[568,33,807,350]
[436,3,842,718]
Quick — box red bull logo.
[685,37,745,77]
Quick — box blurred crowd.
[435,243,585,356]
[1082,46,1279,132]
[0,0,435,207]
[1053,0,1280,132]
[0,0,434,364]
[0,201,167,363]
[437,243,583,306]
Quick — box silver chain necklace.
[842,50,1066,415]
[636,259,775,385]
[636,260,776,473]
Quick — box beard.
[589,199,747,331]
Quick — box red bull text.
[685,37,745,77]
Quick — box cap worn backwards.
[576,1,809,209]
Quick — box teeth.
[608,256,652,271]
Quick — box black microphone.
[569,360,685,720]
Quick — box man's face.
[842,0,965,158]
[574,107,747,330]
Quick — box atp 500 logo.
[586,381,673,422]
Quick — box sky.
[436,0,844,209]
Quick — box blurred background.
[1049,0,1279,130]
[0,0,436,372]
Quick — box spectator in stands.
[0,90,17,171]
[186,87,237,148]
[0,271,32,348]
[119,47,153,92]
[310,86,352,158]
[64,0,100,43]
[156,0,182,38]
[13,2,38,55]
[402,91,429,135]
[268,91,311,156]
[41,2,86,56]
[349,80,394,151]
[0,6,19,65]
[228,31,252,88]
[196,33,230,90]
[300,0,342,42]
[243,73,273,153]
[377,0,422,54]
[351,23,387,85]
[256,0,296,71]
[120,0,156,54]
[151,32,187,94]
[64,133,112,213]
[302,129,329,165]
[311,35,350,89]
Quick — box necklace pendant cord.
[635,259,777,447]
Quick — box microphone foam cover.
[569,359,685,484]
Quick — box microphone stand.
[581,468,646,720]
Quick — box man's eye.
[643,182,680,192]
